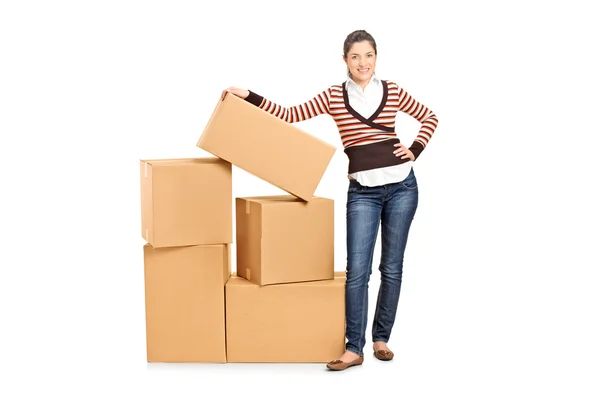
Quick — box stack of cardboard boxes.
[140,157,232,362]
[140,93,346,363]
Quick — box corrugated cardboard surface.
[226,271,346,362]
[143,243,231,363]
[196,93,336,201]
[236,195,335,286]
[140,157,232,248]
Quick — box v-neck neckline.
[343,79,388,123]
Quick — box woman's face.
[344,40,377,86]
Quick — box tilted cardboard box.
[226,272,346,362]
[196,93,336,201]
[143,243,231,363]
[236,195,334,286]
[140,157,232,248]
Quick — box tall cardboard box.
[226,272,346,362]
[236,195,334,286]
[196,93,336,201]
[143,243,231,363]
[140,157,232,248]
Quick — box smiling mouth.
[358,68,370,73]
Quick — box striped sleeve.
[394,84,439,160]
[244,88,332,123]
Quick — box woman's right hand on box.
[222,87,250,100]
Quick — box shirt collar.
[345,73,381,91]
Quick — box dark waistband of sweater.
[344,138,410,174]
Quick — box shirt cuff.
[408,141,425,160]
[244,90,263,107]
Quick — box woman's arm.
[395,86,439,160]
[224,86,332,123]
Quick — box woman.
[225,29,438,371]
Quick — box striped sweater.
[245,80,438,174]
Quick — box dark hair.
[343,30,377,77]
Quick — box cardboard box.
[236,195,334,286]
[196,93,336,201]
[143,243,231,363]
[140,157,232,248]
[226,271,346,362]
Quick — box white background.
[1,0,599,399]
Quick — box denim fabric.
[344,167,419,356]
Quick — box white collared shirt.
[345,74,384,119]
[345,74,413,187]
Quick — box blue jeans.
[345,167,419,356]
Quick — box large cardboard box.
[226,272,346,362]
[196,93,336,202]
[236,195,334,286]
[143,243,231,363]
[140,157,232,248]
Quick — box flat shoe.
[326,355,364,371]
[373,349,394,361]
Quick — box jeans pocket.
[401,171,418,190]
[348,180,363,193]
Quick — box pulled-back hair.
[343,30,377,77]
